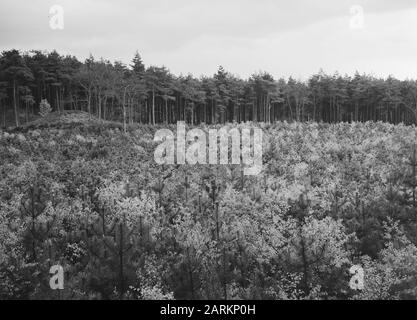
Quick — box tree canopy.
[1,50,417,128]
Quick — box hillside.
[7,111,123,131]
[1,120,417,299]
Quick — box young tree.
[39,99,52,118]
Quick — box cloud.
[1,0,417,79]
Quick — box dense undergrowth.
[1,114,417,299]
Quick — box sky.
[1,0,417,80]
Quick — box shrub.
[39,99,52,118]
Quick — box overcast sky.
[1,0,417,80]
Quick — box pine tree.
[0,50,34,126]
[131,51,145,75]
[39,99,52,118]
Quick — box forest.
[1,49,417,300]
[1,49,417,129]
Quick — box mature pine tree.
[1,49,417,126]
[0,50,34,126]
[131,51,145,75]
[0,82,7,127]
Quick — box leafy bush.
[39,99,52,118]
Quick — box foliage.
[39,99,52,118]
[1,120,417,299]
[2,50,417,128]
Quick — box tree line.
[1,49,417,128]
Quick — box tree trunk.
[152,86,155,125]
[13,80,19,127]
[165,99,168,124]
[1,99,5,128]
[56,88,60,113]
[123,87,127,133]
